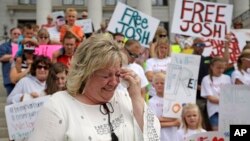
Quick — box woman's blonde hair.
[155,38,171,58]
[66,34,127,95]
[181,103,204,133]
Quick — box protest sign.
[201,30,246,63]
[51,11,65,22]
[5,96,50,140]
[75,19,93,34]
[163,53,200,118]
[107,2,160,47]
[219,85,250,141]
[171,0,233,40]
[186,131,225,141]
[12,44,62,59]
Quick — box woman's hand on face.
[120,68,141,98]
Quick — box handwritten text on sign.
[171,0,233,40]
[5,96,49,140]
[107,2,159,47]
[163,54,200,118]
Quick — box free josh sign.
[107,2,160,47]
[171,0,233,40]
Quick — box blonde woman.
[145,38,171,96]
[29,34,160,141]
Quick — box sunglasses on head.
[194,43,206,47]
[37,65,48,70]
[125,47,139,58]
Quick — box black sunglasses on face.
[194,43,206,47]
[37,65,48,70]
[125,47,139,58]
[159,34,167,38]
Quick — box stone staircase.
[0,71,9,141]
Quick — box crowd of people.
[0,6,250,141]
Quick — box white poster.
[163,53,201,118]
[75,19,93,34]
[5,96,50,140]
[171,0,233,40]
[219,85,250,141]
[107,2,160,47]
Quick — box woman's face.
[38,34,50,45]
[157,44,168,59]
[83,64,121,104]
[56,71,67,90]
[36,63,49,82]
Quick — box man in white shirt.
[122,39,149,98]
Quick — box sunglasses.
[39,36,49,39]
[194,43,206,47]
[159,34,167,38]
[37,65,49,70]
[125,47,139,58]
[117,40,125,44]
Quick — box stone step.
[0,118,7,127]
[0,103,6,118]
[0,127,9,138]
[0,138,9,141]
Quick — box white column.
[168,0,176,43]
[36,0,52,26]
[137,0,152,16]
[88,0,102,31]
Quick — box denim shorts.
[209,112,219,127]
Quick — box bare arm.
[206,95,219,104]
[120,68,144,131]
[0,54,12,62]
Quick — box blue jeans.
[4,83,15,96]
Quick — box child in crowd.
[176,103,206,141]
[149,72,179,141]
[201,57,231,131]
[42,62,68,95]
[15,23,38,73]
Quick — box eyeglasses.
[194,43,206,47]
[37,65,48,70]
[159,34,167,38]
[125,47,139,58]
[47,18,53,21]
